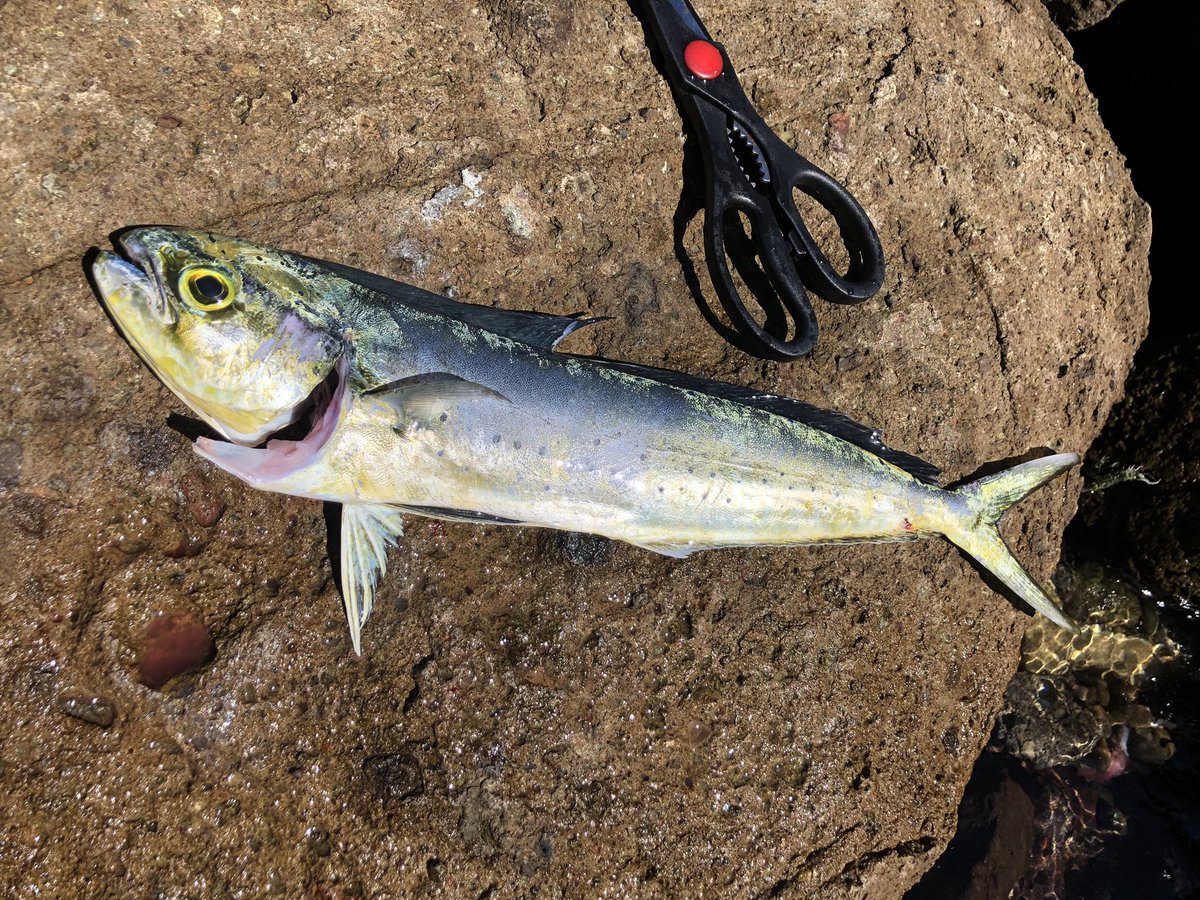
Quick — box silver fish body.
[92,228,1078,652]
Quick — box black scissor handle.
[774,159,885,305]
[703,191,819,360]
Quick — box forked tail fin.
[944,453,1080,631]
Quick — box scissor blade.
[661,0,713,41]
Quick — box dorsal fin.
[575,356,941,485]
[302,255,601,349]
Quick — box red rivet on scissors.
[684,40,724,80]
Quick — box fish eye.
[179,267,236,312]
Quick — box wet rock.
[1072,343,1200,602]
[57,692,117,728]
[909,768,1035,900]
[138,611,216,688]
[998,672,1101,769]
[0,0,1150,895]
[1013,560,1178,775]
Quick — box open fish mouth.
[93,234,348,484]
[193,354,348,486]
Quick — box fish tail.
[943,452,1080,631]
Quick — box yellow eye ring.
[179,267,236,312]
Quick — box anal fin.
[631,540,713,559]
[341,503,407,655]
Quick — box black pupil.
[192,274,227,302]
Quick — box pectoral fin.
[340,503,407,655]
[365,373,510,428]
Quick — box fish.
[90,226,1078,653]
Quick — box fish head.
[92,226,347,447]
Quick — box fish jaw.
[93,248,184,386]
[194,354,350,489]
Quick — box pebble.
[179,472,224,526]
[58,692,117,728]
[683,720,713,747]
[138,611,215,688]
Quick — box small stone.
[161,533,204,558]
[138,611,215,688]
[426,857,445,883]
[156,115,182,128]
[179,471,224,526]
[941,727,960,756]
[827,111,851,154]
[498,185,537,240]
[683,720,712,747]
[58,692,117,728]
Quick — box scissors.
[637,0,886,360]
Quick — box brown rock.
[0,0,1148,896]
[138,612,216,688]
[179,471,224,527]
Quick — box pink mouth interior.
[194,356,346,485]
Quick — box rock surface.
[0,0,1148,896]
[1042,0,1127,32]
